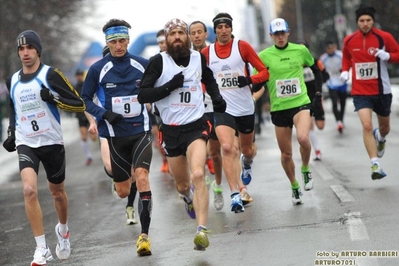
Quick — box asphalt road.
[1,99,399,266]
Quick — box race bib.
[216,71,239,90]
[275,78,301,98]
[355,62,378,80]
[168,82,200,108]
[20,110,52,137]
[111,95,141,118]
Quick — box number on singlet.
[31,120,39,131]
[359,68,373,77]
[281,84,297,94]
[124,103,130,114]
[221,77,239,87]
[179,91,191,103]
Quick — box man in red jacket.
[340,5,399,180]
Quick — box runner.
[3,30,85,265]
[340,5,399,180]
[202,12,269,212]
[254,18,323,204]
[81,19,153,256]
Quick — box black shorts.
[160,118,210,157]
[214,112,255,135]
[353,94,392,117]
[17,144,66,184]
[271,104,311,128]
[203,112,217,140]
[107,132,153,182]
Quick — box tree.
[278,0,399,62]
[0,0,93,81]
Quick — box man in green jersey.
[253,18,323,204]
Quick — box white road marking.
[330,185,355,202]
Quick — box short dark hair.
[102,19,131,33]
[156,29,165,37]
[189,21,207,32]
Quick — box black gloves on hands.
[212,95,226,113]
[237,76,252,88]
[3,129,16,152]
[40,84,57,105]
[311,92,323,117]
[102,110,124,125]
[166,71,184,92]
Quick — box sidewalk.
[0,115,80,185]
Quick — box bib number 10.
[179,91,191,103]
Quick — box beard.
[166,38,191,60]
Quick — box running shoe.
[86,158,93,166]
[205,175,211,191]
[55,223,71,260]
[240,189,253,206]
[183,196,196,219]
[160,160,169,173]
[314,150,322,161]
[111,180,121,200]
[193,227,210,251]
[126,206,138,225]
[240,154,253,185]
[206,158,215,174]
[337,121,344,134]
[136,235,152,256]
[31,246,53,266]
[230,193,244,213]
[302,171,314,191]
[371,163,387,180]
[211,180,224,211]
[292,188,303,205]
[373,128,386,158]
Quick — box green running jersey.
[258,43,314,112]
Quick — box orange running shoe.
[161,160,169,173]
[206,158,215,174]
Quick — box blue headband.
[104,26,129,42]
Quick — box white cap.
[269,18,289,34]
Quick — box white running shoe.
[55,223,71,260]
[302,171,314,191]
[373,128,386,158]
[292,188,303,205]
[240,154,253,185]
[31,246,53,266]
[126,206,138,225]
[211,180,224,211]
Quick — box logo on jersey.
[106,83,117,88]
[368,47,377,56]
[221,64,231,71]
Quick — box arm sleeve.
[385,32,399,63]
[239,40,270,84]
[47,68,85,112]
[341,37,352,72]
[137,54,171,103]
[5,78,15,131]
[310,63,323,93]
[200,53,221,99]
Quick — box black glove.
[237,76,252,88]
[212,95,226,113]
[3,129,16,152]
[102,110,124,125]
[166,72,184,92]
[311,92,322,117]
[40,84,58,104]
[251,82,265,93]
